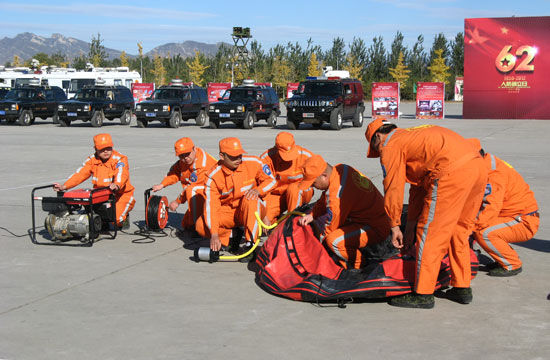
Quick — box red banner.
[416,82,445,119]
[131,83,154,103]
[254,82,272,87]
[286,83,299,98]
[464,16,550,119]
[372,82,399,119]
[207,82,232,103]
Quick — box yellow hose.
[219,210,305,260]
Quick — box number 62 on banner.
[495,45,536,73]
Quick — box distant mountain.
[0,32,228,65]
[146,40,226,58]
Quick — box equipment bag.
[255,214,479,302]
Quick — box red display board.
[131,83,154,103]
[372,82,399,119]
[464,16,550,119]
[207,82,232,103]
[416,82,445,119]
[286,83,299,98]
[254,82,272,87]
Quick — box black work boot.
[489,266,522,277]
[389,292,435,309]
[446,287,473,304]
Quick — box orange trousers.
[195,197,267,246]
[325,223,387,269]
[473,213,539,270]
[264,183,313,224]
[414,157,488,294]
[181,185,206,230]
[115,191,135,226]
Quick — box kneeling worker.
[151,137,217,232]
[260,132,315,224]
[53,133,135,228]
[473,151,539,276]
[195,137,277,252]
[297,154,391,269]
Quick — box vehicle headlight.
[11,104,18,110]
[237,105,244,112]
[209,105,215,111]
[84,105,90,111]
[136,104,142,111]
[58,105,64,110]
[163,105,170,112]
[327,100,335,106]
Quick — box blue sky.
[0,0,548,54]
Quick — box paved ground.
[1,102,548,360]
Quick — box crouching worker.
[297,154,391,269]
[53,133,135,229]
[151,138,217,234]
[195,137,277,252]
[260,132,315,224]
[473,152,539,277]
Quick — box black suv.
[0,88,10,100]
[285,77,365,130]
[207,81,280,129]
[134,82,209,128]
[57,85,134,127]
[0,84,67,126]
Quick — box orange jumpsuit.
[312,164,391,269]
[473,153,539,270]
[159,147,217,229]
[196,155,277,246]
[260,145,314,223]
[379,125,488,294]
[63,150,135,226]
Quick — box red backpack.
[256,214,479,303]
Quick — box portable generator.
[31,184,117,246]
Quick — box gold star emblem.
[501,27,509,34]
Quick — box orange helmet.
[174,137,194,156]
[93,133,113,150]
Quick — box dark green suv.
[57,85,134,127]
[207,81,280,129]
[135,82,209,128]
[0,84,67,126]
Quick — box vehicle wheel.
[169,111,181,128]
[18,110,33,126]
[137,118,148,128]
[195,110,207,126]
[91,110,104,127]
[209,118,220,129]
[59,117,71,127]
[243,112,255,129]
[52,111,60,124]
[330,108,343,130]
[352,108,364,127]
[266,111,277,128]
[120,110,131,125]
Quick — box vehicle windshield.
[5,88,40,100]
[299,82,342,96]
[152,88,186,100]
[223,88,257,101]
[74,88,107,100]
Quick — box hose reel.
[144,188,169,231]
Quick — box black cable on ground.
[0,226,35,238]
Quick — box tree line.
[6,31,464,100]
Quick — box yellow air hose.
[218,210,305,261]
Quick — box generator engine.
[32,186,116,245]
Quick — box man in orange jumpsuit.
[297,154,391,269]
[53,133,135,228]
[365,118,488,308]
[260,132,314,224]
[473,152,539,276]
[195,137,277,252]
[151,137,217,232]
